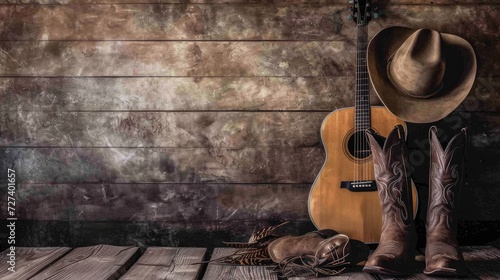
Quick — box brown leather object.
[425,126,468,276]
[363,125,416,276]
[267,230,368,265]
[367,27,476,123]
[209,222,370,275]
[267,229,337,263]
[270,232,370,277]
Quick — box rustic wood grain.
[0,5,498,41]
[1,111,499,148]
[0,147,324,183]
[376,250,479,280]
[2,0,499,4]
[2,0,500,4]
[0,247,71,280]
[0,77,358,111]
[288,269,374,280]
[0,147,497,184]
[0,41,350,77]
[203,248,278,280]
[3,179,499,223]
[29,244,139,280]
[0,0,498,255]
[7,183,310,221]
[0,76,497,107]
[0,5,349,41]
[1,77,499,112]
[462,246,500,279]
[0,111,326,148]
[120,247,206,280]
[0,41,495,77]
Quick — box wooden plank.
[0,147,324,183]
[0,111,327,148]
[0,5,349,41]
[0,247,71,280]
[0,77,358,111]
[7,183,310,221]
[2,0,500,4]
[0,5,498,41]
[288,268,374,279]
[0,41,496,77]
[0,147,497,185]
[30,244,139,280]
[462,246,500,279]
[203,248,277,280]
[3,179,500,223]
[2,111,499,148]
[0,41,350,77]
[376,250,478,280]
[2,145,498,184]
[120,247,206,280]
[1,77,499,112]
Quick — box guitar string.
[356,25,360,185]
[357,25,369,186]
[361,25,369,185]
[357,25,364,185]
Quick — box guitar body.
[308,106,418,243]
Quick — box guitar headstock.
[349,0,379,26]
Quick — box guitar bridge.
[340,181,377,192]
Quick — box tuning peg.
[348,14,353,20]
[348,0,353,3]
[373,12,379,18]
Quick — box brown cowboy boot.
[425,126,467,276]
[363,125,416,275]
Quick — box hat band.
[386,55,443,99]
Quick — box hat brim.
[367,26,477,123]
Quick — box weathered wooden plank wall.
[0,0,499,250]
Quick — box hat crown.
[388,29,446,98]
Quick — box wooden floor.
[0,245,499,280]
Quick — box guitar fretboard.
[355,26,371,131]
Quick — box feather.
[248,221,289,243]
[210,247,274,266]
[196,222,290,266]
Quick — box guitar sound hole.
[347,131,371,160]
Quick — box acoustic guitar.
[308,0,418,243]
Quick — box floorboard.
[0,247,71,280]
[202,248,278,280]
[462,246,500,280]
[29,244,139,280]
[120,247,206,280]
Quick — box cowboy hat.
[367,26,477,123]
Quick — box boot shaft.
[363,125,416,276]
[366,125,414,229]
[427,126,467,233]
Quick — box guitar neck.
[355,25,371,131]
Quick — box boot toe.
[363,254,409,276]
[424,256,466,276]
